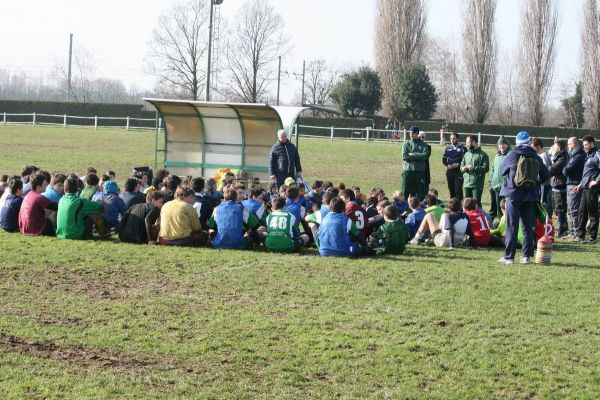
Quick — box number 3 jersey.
[345,201,368,237]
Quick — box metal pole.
[205,1,215,102]
[276,56,281,106]
[301,60,305,106]
[67,33,73,102]
[154,111,159,171]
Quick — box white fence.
[0,111,566,146]
[293,124,565,147]
[0,112,160,131]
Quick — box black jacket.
[550,150,568,189]
[269,140,302,177]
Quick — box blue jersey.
[42,186,63,203]
[405,208,426,238]
[210,201,258,249]
[242,199,266,222]
[317,212,359,257]
[393,200,409,215]
[285,198,305,228]
[443,144,467,166]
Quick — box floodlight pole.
[206,1,223,101]
[301,60,305,106]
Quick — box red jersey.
[345,201,368,236]
[18,191,51,236]
[466,209,491,247]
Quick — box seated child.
[317,198,366,257]
[191,177,214,231]
[159,186,207,247]
[404,196,426,239]
[80,173,100,200]
[264,197,309,252]
[119,191,164,244]
[410,198,477,248]
[18,172,57,236]
[0,178,24,232]
[308,180,323,207]
[366,200,390,235]
[392,191,409,216]
[352,186,367,206]
[339,189,368,238]
[92,180,128,233]
[205,178,224,207]
[242,188,267,226]
[42,173,66,203]
[208,188,260,249]
[56,177,104,240]
[463,197,491,247]
[368,205,410,255]
[285,186,306,230]
[305,191,334,240]
[424,194,445,222]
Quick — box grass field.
[1,125,599,399]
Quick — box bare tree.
[304,59,338,106]
[54,47,96,102]
[461,0,497,123]
[494,56,520,125]
[518,0,560,126]
[374,0,428,118]
[581,0,600,128]
[145,0,211,101]
[222,0,290,103]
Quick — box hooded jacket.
[499,145,550,201]
[549,149,568,190]
[489,136,511,190]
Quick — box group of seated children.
[0,165,511,257]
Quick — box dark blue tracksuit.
[499,145,550,259]
[269,140,302,187]
[563,147,586,235]
[442,144,467,200]
[576,147,600,240]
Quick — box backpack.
[514,155,540,190]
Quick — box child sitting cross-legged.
[263,197,309,253]
[159,186,208,247]
[317,198,367,257]
[208,187,260,250]
[119,191,164,245]
[368,205,410,255]
[410,197,477,249]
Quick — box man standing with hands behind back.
[269,129,302,187]
[442,132,467,201]
[461,135,489,207]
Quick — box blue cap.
[410,126,420,134]
[516,131,531,146]
[103,180,119,194]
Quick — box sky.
[0,0,585,104]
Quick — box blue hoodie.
[563,146,586,186]
[499,145,550,202]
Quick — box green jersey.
[265,210,297,252]
[425,204,444,222]
[372,219,409,255]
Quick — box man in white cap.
[497,131,550,264]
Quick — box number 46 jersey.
[345,201,368,237]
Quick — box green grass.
[1,125,599,399]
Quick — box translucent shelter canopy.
[144,98,308,180]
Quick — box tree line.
[1,0,597,129]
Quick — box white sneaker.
[520,256,531,264]
[498,256,514,265]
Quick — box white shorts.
[434,231,464,248]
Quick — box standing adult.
[460,135,489,208]
[419,131,432,195]
[572,135,600,244]
[401,126,429,201]
[442,132,467,201]
[563,137,586,240]
[269,129,302,187]
[488,136,511,220]
[498,131,550,264]
[549,140,568,236]
[532,137,553,214]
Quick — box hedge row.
[0,100,155,118]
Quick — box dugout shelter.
[145,98,308,182]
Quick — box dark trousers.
[464,187,483,208]
[275,173,295,187]
[489,188,503,219]
[446,168,463,201]
[541,184,552,217]
[402,171,426,201]
[577,188,599,240]
[504,199,535,260]
[567,184,582,236]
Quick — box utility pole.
[301,60,305,106]
[67,33,73,102]
[276,56,281,106]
